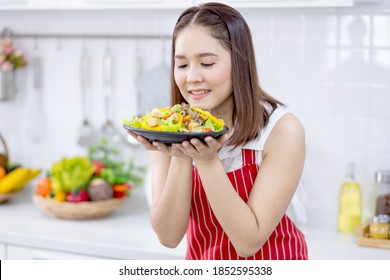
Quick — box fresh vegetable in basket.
[35,139,145,203]
[88,138,146,189]
[49,156,95,193]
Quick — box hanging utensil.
[126,41,144,146]
[98,45,134,148]
[134,40,144,116]
[100,47,115,134]
[77,45,96,147]
[26,49,45,142]
[99,46,121,144]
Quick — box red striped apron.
[186,149,308,260]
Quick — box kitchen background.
[0,0,390,258]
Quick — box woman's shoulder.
[264,111,305,154]
[275,112,304,136]
[264,105,304,135]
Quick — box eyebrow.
[174,52,218,59]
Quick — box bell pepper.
[113,183,131,192]
[183,115,192,123]
[112,183,131,198]
[190,106,225,131]
[51,191,67,202]
[141,111,183,132]
[36,177,52,198]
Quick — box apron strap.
[242,149,256,166]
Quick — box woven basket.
[0,190,21,203]
[33,195,125,220]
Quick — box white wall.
[1,1,390,230]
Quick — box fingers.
[218,133,229,145]
[135,135,157,151]
[127,131,139,140]
[153,141,170,153]
[153,142,189,158]
[126,132,226,158]
[181,137,220,157]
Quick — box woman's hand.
[127,131,189,158]
[175,133,229,164]
[152,142,189,158]
[127,131,156,151]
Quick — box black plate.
[123,125,229,145]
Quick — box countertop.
[0,185,186,260]
[0,185,389,260]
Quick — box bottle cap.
[373,214,390,224]
[375,171,390,184]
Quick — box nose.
[186,66,203,83]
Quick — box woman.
[130,2,308,260]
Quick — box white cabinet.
[194,0,355,8]
[0,0,58,9]
[6,245,111,260]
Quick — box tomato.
[91,160,106,176]
[113,191,126,198]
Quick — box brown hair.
[170,2,283,147]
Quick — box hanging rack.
[1,27,171,40]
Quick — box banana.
[13,169,41,191]
[0,167,30,193]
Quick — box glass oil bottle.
[338,162,362,233]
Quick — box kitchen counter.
[306,227,390,259]
[0,185,186,260]
[0,185,389,260]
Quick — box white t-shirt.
[217,106,307,234]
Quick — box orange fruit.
[0,166,6,180]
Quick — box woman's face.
[174,25,233,115]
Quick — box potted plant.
[0,38,27,101]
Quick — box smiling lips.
[189,89,211,99]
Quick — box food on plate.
[123,103,225,133]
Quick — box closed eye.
[176,64,188,69]
[202,63,215,67]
